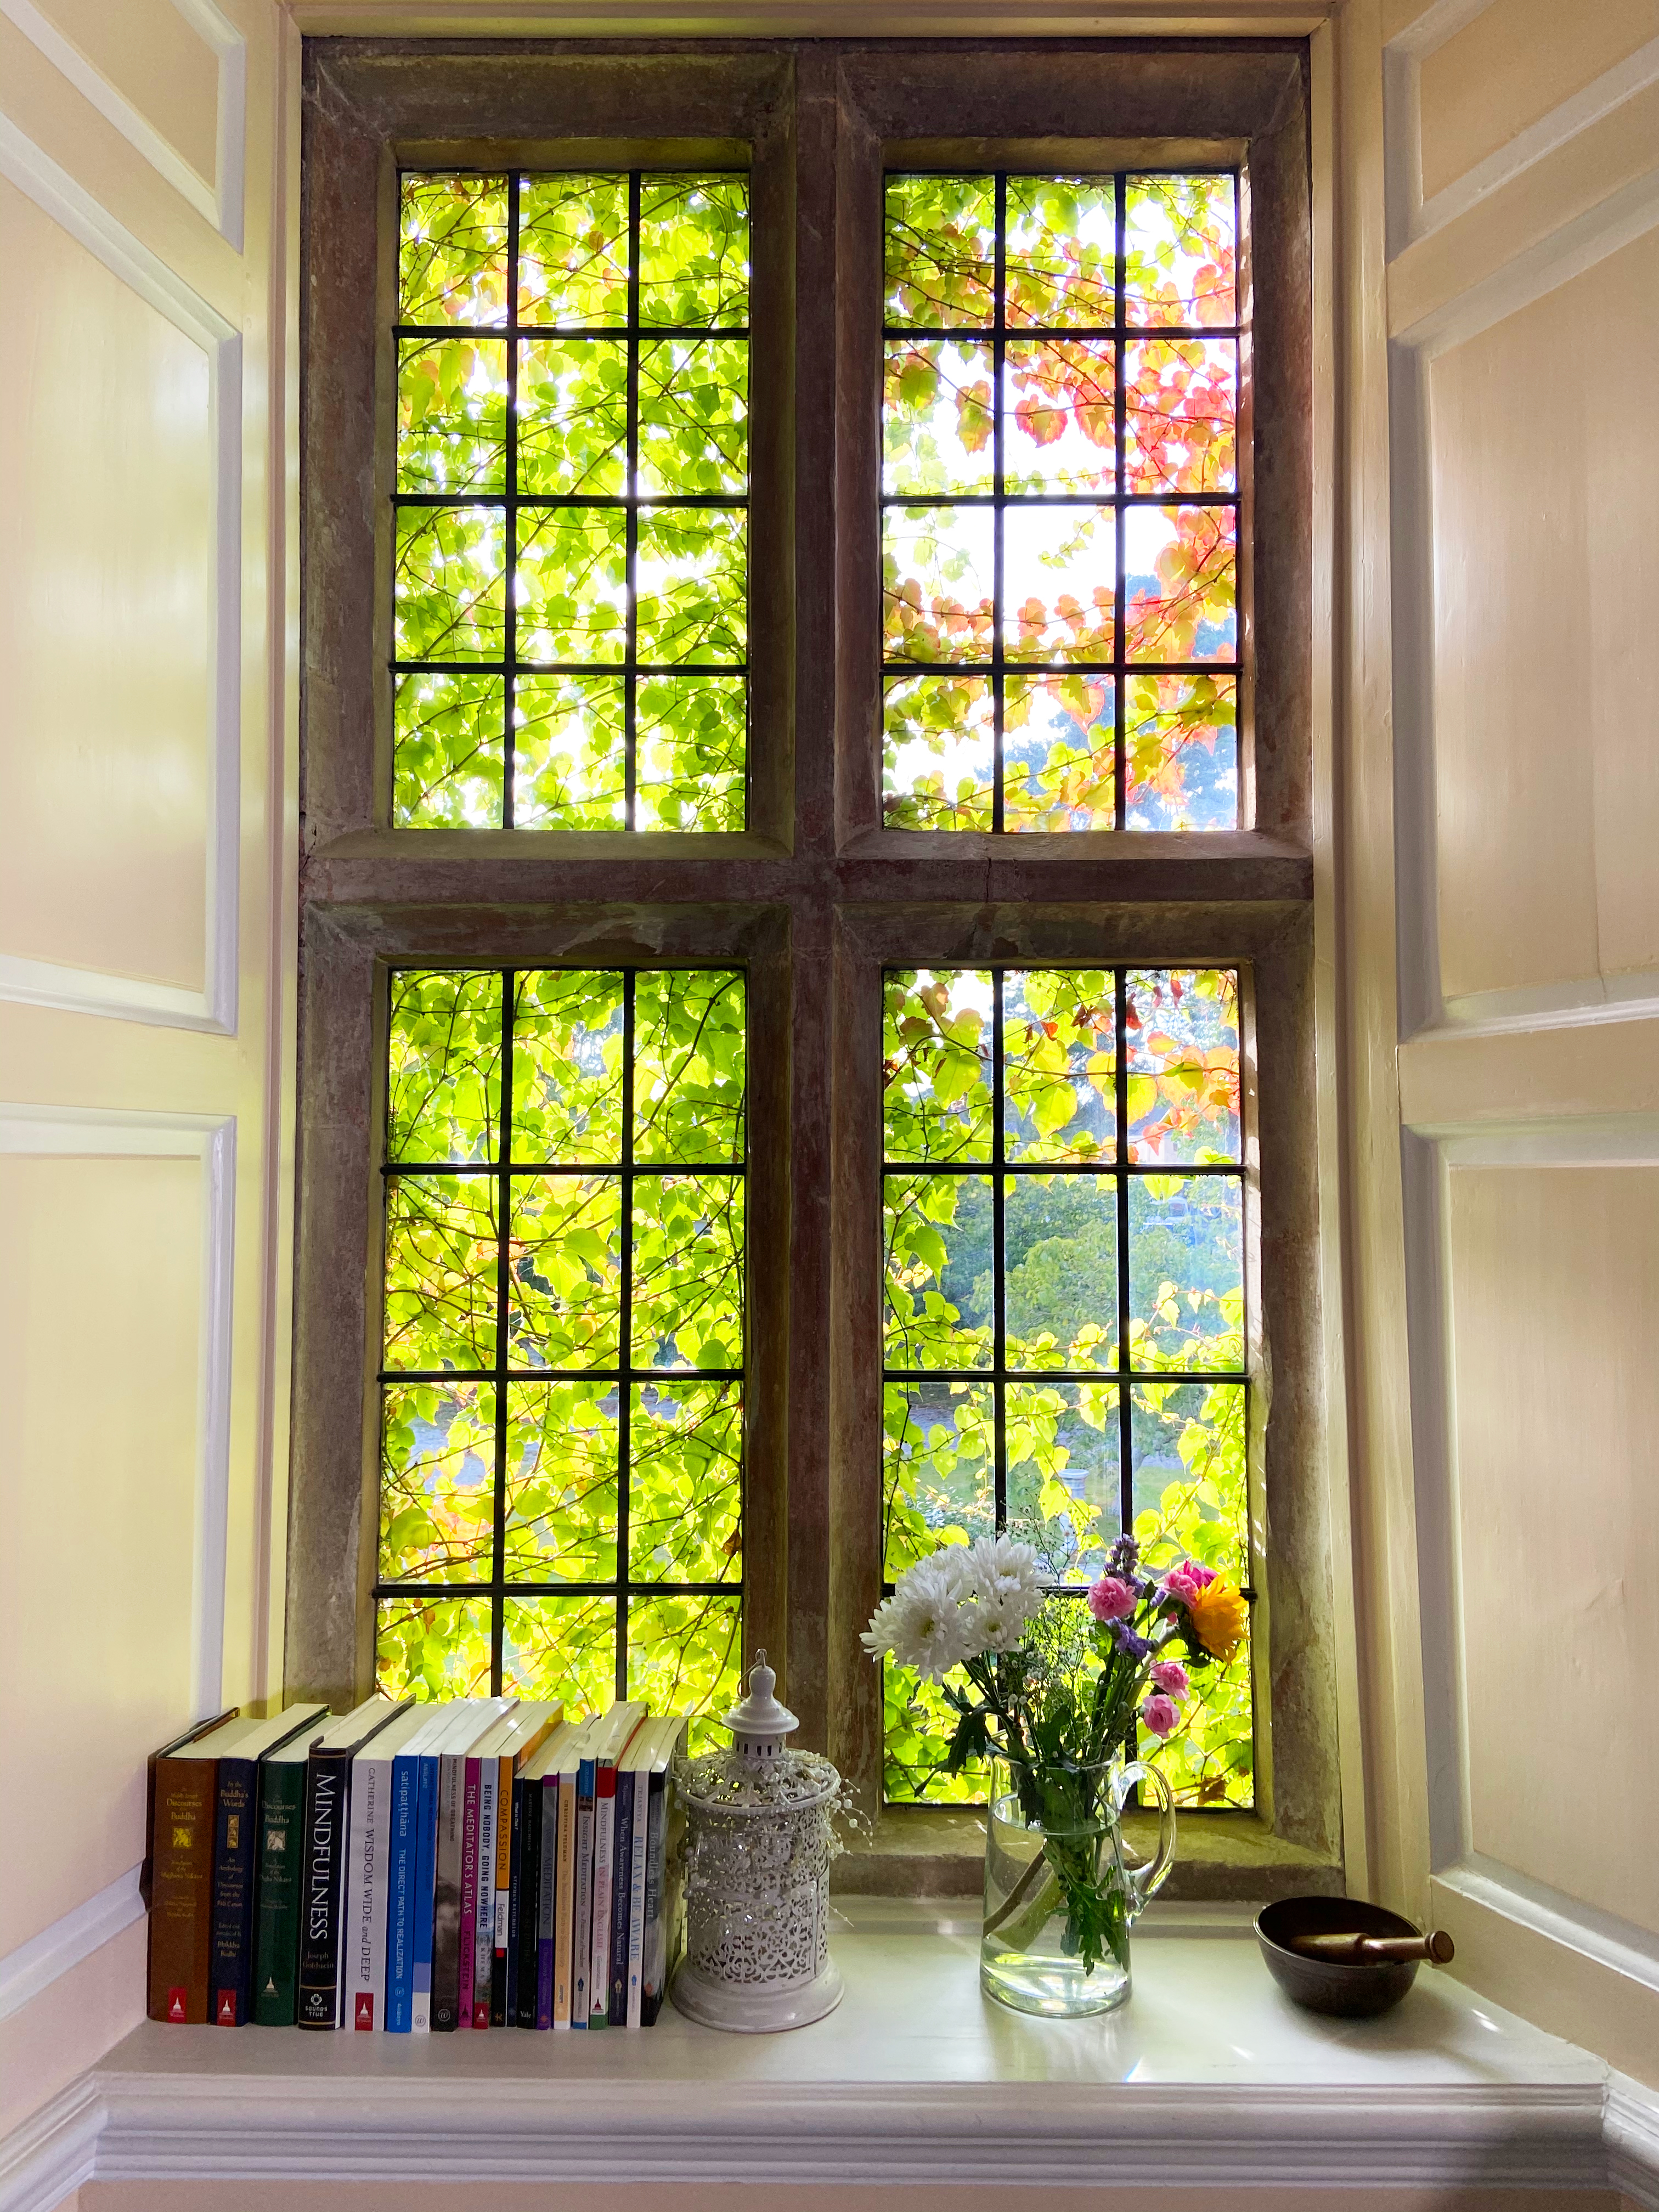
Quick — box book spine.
[552,1767,577,2028]
[251,1759,307,2025]
[346,1755,392,2030]
[469,1754,493,2029]
[607,1768,634,2026]
[431,1753,466,2032]
[411,1747,442,2032]
[570,1758,595,2029]
[385,1752,420,2033]
[640,1767,667,2027]
[148,1758,217,2023]
[491,1752,514,2025]
[534,1775,557,2029]
[210,1754,258,2025]
[589,1764,616,2029]
[411,1748,441,2033]
[506,1774,525,2027]
[296,1753,350,2029]
[625,1765,650,2029]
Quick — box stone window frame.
[291,35,1343,1895]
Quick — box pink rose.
[1150,1658,1190,1700]
[1087,1575,1136,1623]
[1164,1560,1217,1606]
[1141,1692,1179,1739]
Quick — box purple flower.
[1108,1533,1141,1577]
[1141,1692,1179,1739]
[1087,1575,1137,1623]
[1110,1619,1152,1662]
[1150,1658,1190,1700]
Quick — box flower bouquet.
[863,1532,1248,2015]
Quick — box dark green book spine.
[251,1759,307,2025]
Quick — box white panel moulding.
[0,1104,237,1718]
[0,0,247,247]
[1398,1115,1659,2016]
[1388,167,1659,1046]
[0,1867,144,2027]
[1382,0,1659,257]
[0,118,242,1037]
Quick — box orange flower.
[1187,1576,1247,1661]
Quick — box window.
[880,966,1250,1807]
[881,173,1240,831]
[392,173,751,830]
[376,968,746,1740]
[296,41,1338,1880]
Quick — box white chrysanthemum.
[964,1534,1045,1624]
[968,1590,1029,1652]
[872,1553,974,1682]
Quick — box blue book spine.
[410,1748,442,2029]
[385,1752,420,2032]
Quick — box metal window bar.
[879,964,1249,1796]
[375,966,747,1699]
[880,170,1242,832]
[391,171,750,830]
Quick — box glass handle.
[1112,1759,1177,1921]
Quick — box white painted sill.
[6,1901,1658,2206]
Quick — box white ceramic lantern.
[670,1652,844,2032]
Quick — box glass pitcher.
[979,1756,1176,2017]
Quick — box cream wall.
[0,0,296,2148]
[4,0,1659,2196]
[1345,0,1659,2097]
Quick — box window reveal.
[882,173,1240,831]
[376,967,747,1746]
[393,172,750,830]
[880,967,1249,1808]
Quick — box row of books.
[145,1693,685,2033]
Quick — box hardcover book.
[251,1716,334,2025]
[296,1698,405,2029]
[210,1704,328,2025]
[148,1715,259,2023]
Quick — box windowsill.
[43,1899,1642,2196]
[833,1808,1345,1900]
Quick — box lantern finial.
[724,1649,798,1765]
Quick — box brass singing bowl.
[1256,1895,1438,2018]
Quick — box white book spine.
[626,1764,649,2028]
[590,1785,615,2024]
[344,1756,385,2030]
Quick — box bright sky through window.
[376,967,746,1741]
[392,172,751,831]
[881,173,1240,831]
